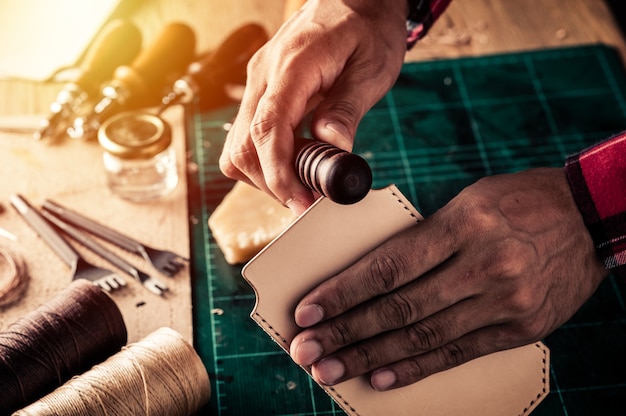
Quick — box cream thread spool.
[14,327,211,416]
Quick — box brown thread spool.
[295,139,372,205]
[15,327,211,416]
[0,279,127,414]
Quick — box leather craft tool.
[10,194,126,292]
[0,226,17,241]
[35,19,142,141]
[67,22,196,140]
[281,0,371,205]
[158,22,269,113]
[41,210,167,296]
[43,199,188,277]
[295,138,372,204]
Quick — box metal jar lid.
[98,111,172,159]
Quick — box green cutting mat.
[186,45,626,415]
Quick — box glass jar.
[98,111,178,202]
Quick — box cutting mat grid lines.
[187,45,626,415]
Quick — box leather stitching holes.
[519,342,550,416]
[389,188,422,223]
[253,312,288,345]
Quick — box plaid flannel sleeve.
[565,131,626,277]
[406,0,453,49]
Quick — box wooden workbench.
[0,0,624,344]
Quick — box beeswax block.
[208,181,296,264]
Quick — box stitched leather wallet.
[242,185,549,415]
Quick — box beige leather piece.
[242,185,549,416]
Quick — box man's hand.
[290,168,608,390]
[219,0,408,214]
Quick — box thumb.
[311,69,389,151]
[305,5,406,152]
[310,96,366,152]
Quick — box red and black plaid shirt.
[406,0,453,48]
[565,132,626,277]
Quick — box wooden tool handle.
[295,140,372,205]
[75,20,142,96]
[284,0,307,20]
[112,22,196,100]
[191,22,269,89]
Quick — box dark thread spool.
[0,279,127,414]
[295,140,372,205]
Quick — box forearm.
[565,131,626,276]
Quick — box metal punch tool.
[41,211,168,296]
[10,195,126,293]
[42,200,188,278]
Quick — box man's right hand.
[219,0,409,214]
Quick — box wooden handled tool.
[74,20,143,97]
[103,22,196,110]
[283,1,372,205]
[282,2,371,205]
[35,20,142,141]
[67,22,196,140]
[295,139,372,205]
[158,22,269,112]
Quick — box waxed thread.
[15,327,211,416]
[0,246,29,306]
[0,279,127,415]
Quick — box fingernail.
[371,369,397,391]
[313,121,353,150]
[295,304,324,327]
[292,339,323,366]
[285,198,308,215]
[315,358,345,385]
[324,121,350,143]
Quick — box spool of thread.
[295,139,373,205]
[0,279,127,415]
[0,246,29,306]
[15,327,211,416]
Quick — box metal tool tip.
[146,280,168,296]
[0,227,18,241]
